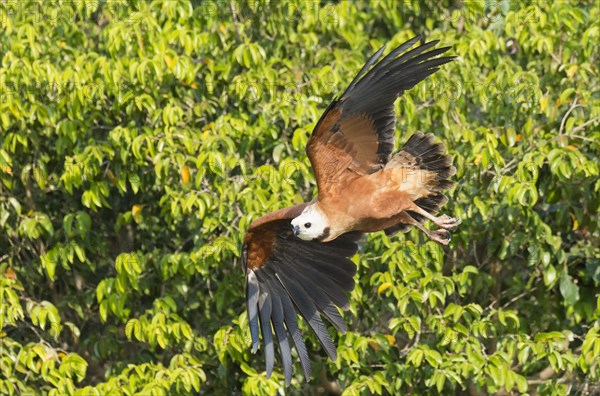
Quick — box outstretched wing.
[243,204,361,385]
[307,35,455,198]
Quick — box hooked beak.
[292,224,300,237]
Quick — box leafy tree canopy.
[0,0,598,394]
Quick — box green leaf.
[559,272,580,305]
[543,265,557,287]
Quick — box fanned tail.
[384,132,455,235]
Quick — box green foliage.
[1,0,599,394]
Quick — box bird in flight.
[242,36,458,385]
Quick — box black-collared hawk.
[241,36,459,385]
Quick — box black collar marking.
[314,227,330,242]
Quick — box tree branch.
[558,98,583,136]
[569,116,600,135]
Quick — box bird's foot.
[434,214,461,230]
[428,228,451,245]
[413,221,452,245]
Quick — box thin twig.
[452,110,463,127]
[569,116,600,135]
[558,98,583,135]
[229,1,242,42]
[527,375,569,385]
[549,52,562,64]
[399,326,421,357]
[566,134,596,143]
[501,286,538,308]
[472,240,482,268]
[500,157,519,175]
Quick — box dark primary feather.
[272,255,348,333]
[341,37,454,141]
[343,45,387,94]
[340,37,453,144]
[264,275,293,384]
[276,270,338,361]
[246,271,260,353]
[257,285,274,377]
[277,279,312,379]
[244,223,360,384]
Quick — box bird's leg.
[390,211,452,245]
[410,206,461,230]
[412,222,451,245]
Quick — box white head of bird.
[290,204,330,241]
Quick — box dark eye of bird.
[304,222,311,228]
